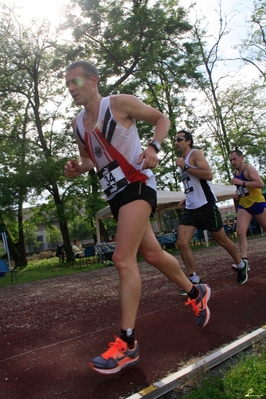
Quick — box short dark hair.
[66,61,99,81]
[176,129,193,148]
[230,149,244,157]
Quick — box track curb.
[126,325,266,399]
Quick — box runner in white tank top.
[75,96,156,200]
[64,61,212,374]
[180,148,217,210]
[175,130,247,288]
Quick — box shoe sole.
[201,285,211,327]
[232,265,250,272]
[237,269,248,285]
[89,356,140,374]
[187,284,211,327]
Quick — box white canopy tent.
[95,184,236,242]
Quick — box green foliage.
[23,220,41,253]
[24,257,60,271]
[183,377,232,399]
[203,81,266,183]
[45,225,62,246]
[160,209,180,232]
[238,0,266,79]
[182,347,266,398]
[0,257,106,287]
[191,2,266,184]
[0,4,75,262]
[222,350,266,397]
[68,217,92,241]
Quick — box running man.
[230,149,266,270]
[64,61,211,375]
[175,130,248,287]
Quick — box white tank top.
[180,149,217,209]
[75,96,156,200]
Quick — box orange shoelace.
[185,298,200,316]
[102,337,127,359]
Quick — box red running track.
[0,237,265,399]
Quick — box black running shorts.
[108,182,157,221]
[179,202,223,232]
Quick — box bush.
[24,257,59,271]
[27,251,55,262]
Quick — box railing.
[95,242,116,263]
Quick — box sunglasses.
[174,137,186,142]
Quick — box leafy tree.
[217,82,266,176]
[64,0,203,191]
[68,218,92,242]
[45,225,62,248]
[0,5,80,262]
[189,2,266,184]
[191,5,236,180]
[23,220,41,253]
[238,0,266,80]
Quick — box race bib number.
[98,160,128,197]
[237,186,249,198]
[183,175,194,194]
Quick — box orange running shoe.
[185,284,211,327]
[89,337,139,374]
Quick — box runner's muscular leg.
[112,200,152,331]
[177,224,197,275]
[235,209,252,258]
[211,228,242,263]
[139,224,193,293]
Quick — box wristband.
[148,140,161,153]
[242,181,246,188]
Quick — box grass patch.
[172,339,266,399]
[0,257,106,287]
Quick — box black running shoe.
[237,259,248,285]
[232,261,250,272]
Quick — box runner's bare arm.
[111,94,170,170]
[111,94,170,143]
[244,165,264,188]
[185,150,213,180]
[64,118,95,178]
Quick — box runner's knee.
[142,247,164,265]
[112,251,136,270]
[177,238,190,251]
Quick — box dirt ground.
[0,236,265,399]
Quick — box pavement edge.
[125,325,266,399]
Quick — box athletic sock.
[187,285,199,300]
[120,328,135,348]
[236,260,245,269]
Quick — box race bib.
[237,186,249,198]
[183,175,194,194]
[98,160,128,197]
